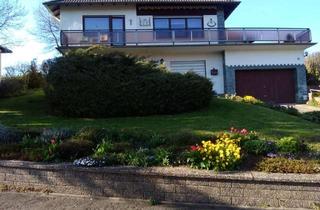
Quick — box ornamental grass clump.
[187,136,242,171]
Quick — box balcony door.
[111,17,125,45]
[83,16,125,45]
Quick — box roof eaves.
[44,0,241,19]
[0,46,12,53]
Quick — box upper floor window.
[187,18,202,29]
[84,17,109,31]
[154,17,203,39]
[154,17,203,30]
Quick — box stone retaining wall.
[0,161,319,209]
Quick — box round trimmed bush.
[45,46,213,117]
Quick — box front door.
[111,17,125,45]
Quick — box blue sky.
[1,0,320,71]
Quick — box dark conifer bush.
[45,46,213,118]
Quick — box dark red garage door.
[235,69,296,103]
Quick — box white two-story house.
[44,0,315,103]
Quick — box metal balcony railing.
[60,28,312,47]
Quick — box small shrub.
[22,148,47,161]
[20,135,43,148]
[0,144,22,160]
[57,139,94,160]
[40,128,74,143]
[302,111,320,124]
[0,77,27,98]
[23,129,42,139]
[276,137,308,154]
[74,127,108,144]
[307,97,320,107]
[92,138,114,159]
[0,125,23,144]
[153,148,171,166]
[147,133,166,148]
[112,142,132,153]
[256,157,320,174]
[43,139,60,161]
[107,153,128,166]
[225,95,263,105]
[229,127,259,143]
[126,148,151,167]
[243,140,276,155]
[224,94,243,102]
[116,129,155,148]
[243,95,264,105]
[46,47,213,118]
[187,138,242,171]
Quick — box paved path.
[282,104,320,113]
[293,104,320,113]
[0,192,302,210]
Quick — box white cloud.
[1,0,58,74]
[1,31,56,72]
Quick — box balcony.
[60,28,312,47]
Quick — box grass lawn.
[0,89,320,143]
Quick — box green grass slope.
[0,90,320,140]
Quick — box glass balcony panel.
[60,28,311,47]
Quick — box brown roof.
[44,0,240,19]
[45,0,238,4]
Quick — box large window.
[154,17,203,39]
[83,16,125,45]
[84,17,109,31]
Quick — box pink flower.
[50,139,56,145]
[190,145,200,151]
[240,129,248,135]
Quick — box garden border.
[0,160,319,209]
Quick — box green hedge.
[45,46,213,117]
[0,77,27,98]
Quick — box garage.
[170,60,206,77]
[235,69,296,103]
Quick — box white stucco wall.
[225,49,305,66]
[60,5,138,30]
[60,5,217,31]
[150,52,224,94]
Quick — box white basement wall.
[225,49,305,66]
[151,52,224,94]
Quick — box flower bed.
[0,125,319,173]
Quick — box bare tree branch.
[0,0,25,46]
[33,4,60,50]
[5,62,30,77]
